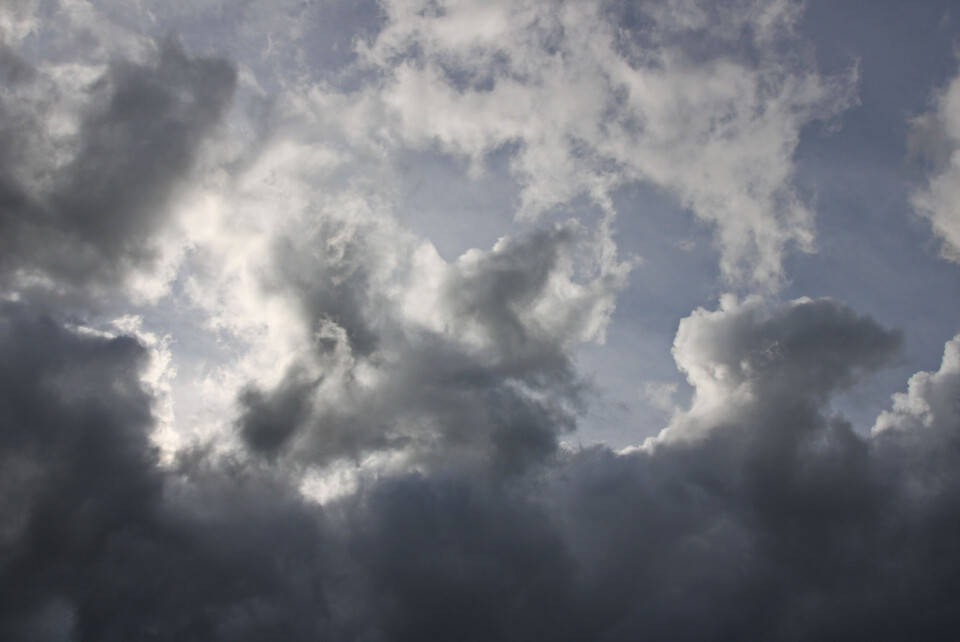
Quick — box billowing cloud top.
[2,1,960,640]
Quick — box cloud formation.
[911,65,960,262]
[2,1,960,640]
[653,295,903,444]
[0,36,235,301]
[360,0,856,286]
[4,296,960,640]
[0,302,337,640]
[238,216,629,473]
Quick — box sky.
[1,0,960,639]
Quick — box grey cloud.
[687,296,903,402]
[507,300,953,640]
[545,302,955,640]
[442,225,580,366]
[336,473,580,642]
[237,365,321,456]
[0,42,34,85]
[271,219,382,358]
[322,298,952,641]
[4,294,960,640]
[0,299,572,640]
[0,302,159,638]
[0,37,235,300]
[0,303,335,641]
[656,296,904,444]
[237,220,602,473]
[3,6,960,640]
[910,66,960,262]
[225,293,960,641]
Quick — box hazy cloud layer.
[2,1,960,640]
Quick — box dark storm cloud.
[0,303,336,641]
[335,473,581,642]
[0,37,235,299]
[537,311,958,641]
[227,291,960,640]
[0,299,571,641]
[4,294,960,640]
[327,298,960,641]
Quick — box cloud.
[358,0,855,287]
[0,36,235,302]
[0,301,158,638]
[5,292,960,640]
[874,333,960,435]
[311,296,957,640]
[3,2,960,641]
[335,472,579,641]
[236,215,630,473]
[0,302,336,640]
[56,0,857,456]
[651,295,903,444]
[910,65,960,262]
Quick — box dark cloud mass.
[0,302,333,640]
[3,1,960,641]
[3,297,960,640]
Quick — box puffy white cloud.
[874,333,960,435]
[648,295,902,445]
[358,0,855,287]
[910,66,960,262]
